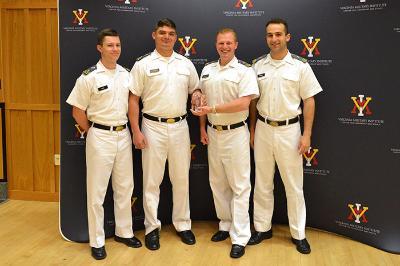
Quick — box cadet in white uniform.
[128,19,199,251]
[248,19,322,254]
[66,29,142,260]
[192,28,259,259]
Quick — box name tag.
[98,85,108,91]
[257,73,265,78]
[150,68,159,73]
[202,74,209,78]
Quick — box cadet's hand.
[132,131,147,149]
[191,106,212,116]
[200,128,209,145]
[298,135,310,155]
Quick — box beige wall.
[1,0,59,201]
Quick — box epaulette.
[291,54,307,63]
[238,60,251,67]
[136,52,151,62]
[124,67,131,72]
[205,60,218,66]
[82,65,97,75]
[252,54,267,65]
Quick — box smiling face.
[266,23,290,59]
[216,31,238,66]
[152,25,177,57]
[97,36,121,66]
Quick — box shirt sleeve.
[238,67,259,99]
[130,61,145,97]
[299,63,323,100]
[66,75,91,111]
[187,61,200,94]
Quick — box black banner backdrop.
[59,0,400,253]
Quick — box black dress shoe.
[230,244,245,258]
[291,237,311,254]
[177,230,196,245]
[114,235,142,248]
[91,246,107,260]
[211,230,230,242]
[248,229,272,245]
[145,229,160,250]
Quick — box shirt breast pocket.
[224,74,240,85]
[176,67,190,83]
[281,72,300,93]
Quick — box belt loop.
[227,124,231,130]
[110,126,113,132]
[158,117,162,122]
[286,118,289,126]
[265,116,268,123]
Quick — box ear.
[286,33,291,43]
[152,31,156,40]
[96,44,102,53]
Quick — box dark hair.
[216,28,238,42]
[97,28,119,45]
[265,18,289,34]
[154,18,177,31]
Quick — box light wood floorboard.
[0,200,399,266]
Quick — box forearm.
[199,115,207,131]
[128,93,141,134]
[214,95,252,113]
[72,106,89,132]
[249,98,258,133]
[302,97,315,137]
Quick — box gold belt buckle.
[216,125,223,131]
[269,121,279,127]
[115,125,124,131]
[166,118,175,123]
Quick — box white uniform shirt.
[66,61,131,126]
[253,52,322,121]
[130,50,199,117]
[199,57,259,125]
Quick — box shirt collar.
[96,60,123,72]
[265,51,294,66]
[218,56,238,70]
[152,49,181,62]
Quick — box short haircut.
[265,18,289,34]
[97,28,119,45]
[216,28,238,42]
[154,18,177,32]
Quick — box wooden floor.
[0,200,399,266]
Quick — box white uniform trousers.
[86,126,134,248]
[253,121,306,240]
[208,125,251,246]
[141,118,191,235]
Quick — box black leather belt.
[207,121,245,131]
[91,122,126,131]
[257,114,299,127]
[143,113,187,123]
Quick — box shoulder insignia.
[291,54,307,63]
[136,52,151,62]
[238,60,251,67]
[82,65,97,75]
[205,60,218,66]
[252,54,267,65]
